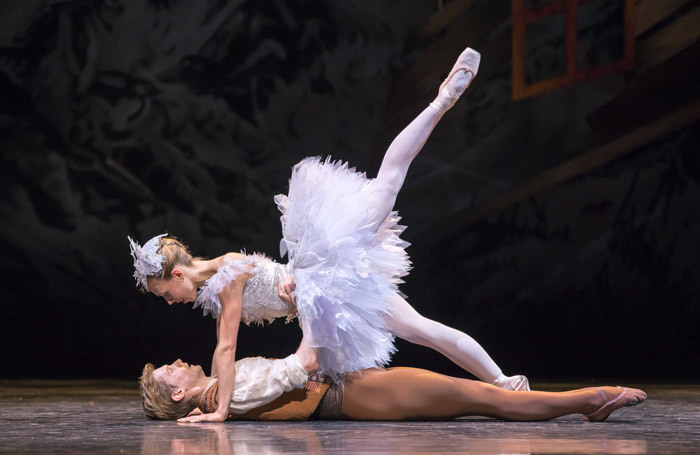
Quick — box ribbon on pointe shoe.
[429,47,480,115]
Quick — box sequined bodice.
[241,259,294,325]
[193,254,294,325]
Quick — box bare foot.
[585,386,647,422]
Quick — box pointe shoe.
[429,47,481,115]
[439,47,481,94]
[493,374,530,391]
[585,386,647,422]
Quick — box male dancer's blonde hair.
[139,363,197,420]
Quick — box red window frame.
[511,0,635,100]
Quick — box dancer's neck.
[189,253,243,287]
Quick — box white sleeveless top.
[193,253,294,325]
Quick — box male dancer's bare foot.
[585,386,647,422]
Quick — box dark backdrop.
[1,0,698,382]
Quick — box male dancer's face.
[153,359,205,392]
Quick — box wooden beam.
[376,33,511,167]
[428,98,700,238]
[386,0,510,117]
[636,0,694,37]
[523,0,600,24]
[637,5,700,71]
[409,0,478,48]
[587,42,700,142]
[511,0,527,100]
[372,1,510,173]
[380,1,510,137]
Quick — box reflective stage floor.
[1,381,698,454]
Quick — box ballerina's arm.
[179,274,246,423]
[210,316,222,377]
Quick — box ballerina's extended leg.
[361,47,528,390]
[385,295,528,390]
[365,47,480,225]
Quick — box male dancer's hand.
[185,408,203,417]
[178,408,228,423]
[279,277,319,373]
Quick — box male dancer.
[139,352,646,422]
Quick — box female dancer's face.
[148,271,197,306]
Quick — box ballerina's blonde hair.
[129,234,201,292]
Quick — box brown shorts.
[310,376,343,420]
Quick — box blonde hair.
[160,237,195,277]
[138,363,198,420]
[139,237,199,292]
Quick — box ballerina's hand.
[277,276,297,310]
[177,409,227,423]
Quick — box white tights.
[363,70,504,383]
[364,70,472,223]
[385,295,502,383]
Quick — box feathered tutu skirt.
[274,156,411,376]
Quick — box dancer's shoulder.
[217,252,255,283]
[222,252,247,263]
[221,251,274,263]
[193,254,251,318]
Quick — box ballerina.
[129,47,529,423]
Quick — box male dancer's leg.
[342,368,646,421]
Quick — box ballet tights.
[359,69,503,383]
[364,69,472,226]
[342,367,596,421]
[385,295,502,383]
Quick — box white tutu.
[274,156,412,375]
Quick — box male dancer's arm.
[184,276,316,420]
[278,277,321,374]
[185,353,311,418]
[221,278,317,414]
[213,334,317,415]
[228,354,309,413]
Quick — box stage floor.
[0,380,698,454]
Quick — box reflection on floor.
[0,381,698,454]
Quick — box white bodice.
[241,259,294,325]
[193,254,294,325]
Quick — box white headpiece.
[128,233,168,290]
